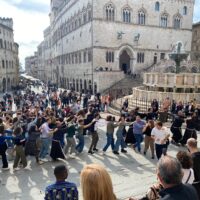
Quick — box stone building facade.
[191,22,200,67]
[32,0,195,93]
[0,17,19,92]
[25,52,39,78]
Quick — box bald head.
[157,156,182,186]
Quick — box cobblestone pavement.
[1,123,197,200]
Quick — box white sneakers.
[2,167,9,171]
[13,167,20,171]
[40,158,48,162]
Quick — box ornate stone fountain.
[132,41,200,103]
[169,42,189,73]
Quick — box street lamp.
[91,0,94,94]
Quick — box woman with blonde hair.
[81,164,116,200]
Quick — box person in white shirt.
[176,151,195,184]
[39,118,53,161]
[151,121,170,159]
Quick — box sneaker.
[113,151,119,155]
[69,154,75,159]
[88,151,94,154]
[13,167,20,171]
[40,158,48,162]
[24,166,30,170]
[37,160,44,165]
[93,148,99,152]
[2,167,9,171]
[121,149,127,153]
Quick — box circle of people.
[0,83,200,200]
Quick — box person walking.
[0,125,13,170]
[171,111,185,145]
[50,121,65,161]
[143,120,155,159]
[24,125,41,164]
[39,118,54,162]
[88,113,99,154]
[181,113,197,146]
[132,116,146,153]
[151,121,170,160]
[13,127,27,170]
[113,115,130,155]
[76,118,95,153]
[103,116,118,154]
[64,116,77,158]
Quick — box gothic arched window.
[123,8,131,23]
[138,10,146,25]
[174,15,181,29]
[183,6,187,15]
[160,13,168,27]
[106,3,115,21]
[155,2,160,11]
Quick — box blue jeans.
[5,130,13,148]
[134,134,143,152]
[114,132,127,152]
[39,138,50,159]
[76,135,84,153]
[103,133,115,152]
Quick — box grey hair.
[157,156,183,185]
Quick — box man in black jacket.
[157,156,198,200]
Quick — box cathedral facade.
[33,0,195,93]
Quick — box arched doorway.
[118,45,135,74]
[120,50,130,74]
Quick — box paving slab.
[1,124,197,200]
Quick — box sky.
[0,0,200,68]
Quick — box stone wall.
[0,18,19,92]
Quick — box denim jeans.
[134,134,143,152]
[76,134,84,153]
[114,131,127,152]
[103,133,115,152]
[39,138,50,159]
[4,129,14,148]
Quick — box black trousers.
[171,127,182,143]
[0,142,8,168]
[155,144,167,160]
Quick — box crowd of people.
[46,141,200,200]
[0,81,200,199]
